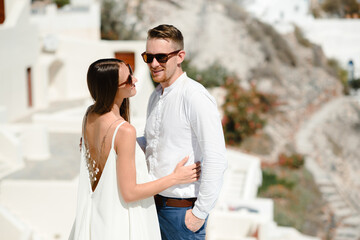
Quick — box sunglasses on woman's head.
[119,64,133,87]
[141,50,181,63]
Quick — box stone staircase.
[305,158,360,240]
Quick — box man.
[141,24,227,239]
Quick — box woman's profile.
[69,58,200,240]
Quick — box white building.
[0,0,39,122]
[245,0,312,32]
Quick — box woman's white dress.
[69,121,161,240]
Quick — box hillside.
[119,0,343,159]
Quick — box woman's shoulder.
[115,121,136,138]
[113,121,136,152]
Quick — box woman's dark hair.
[87,58,130,121]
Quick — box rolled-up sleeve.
[187,89,227,219]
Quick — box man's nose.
[150,57,160,67]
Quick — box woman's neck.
[109,99,123,119]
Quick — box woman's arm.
[115,123,200,203]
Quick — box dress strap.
[111,121,126,149]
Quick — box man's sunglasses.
[119,64,133,87]
[141,50,181,63]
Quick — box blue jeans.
[156,199,208,240]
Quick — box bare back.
[83,110,124,192]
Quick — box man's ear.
[177,50,186,64]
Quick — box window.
[27,67,32,107]
[114,52,135,72]
[0,0,5,24]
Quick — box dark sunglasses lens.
[147,55,154,63]
[155,54,168,63]
[143,54,153,63]
[142,53,168,63]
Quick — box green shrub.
[327,58,349,94]
[278,153,305,169]
[349,79,360,90]
[344,0,360,15]
[258,166,329,237]
[53,0,69,8]
[322,0,342,16]
[264,185,291,198]
[222,77,277,145]
[259,169,295,193]
[182,59,229,88]
[322,0,360,17]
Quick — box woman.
[69,58,200,240]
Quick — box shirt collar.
[156,72,187,97]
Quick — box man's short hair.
[147,24,184,50]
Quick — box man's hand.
[184,209,205,232]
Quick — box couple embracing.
[69,24,227,240]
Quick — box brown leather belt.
[155,195,197,208]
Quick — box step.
[342,215,360,227]
[319,186,337,194]
[334,227,360,239]
[333,208,353,218]
[324,195,343,203]
[329,201,348,210]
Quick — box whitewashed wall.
[0,0,39,122]
[31,3,100,41]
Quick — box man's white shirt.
[144,72,227,219]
